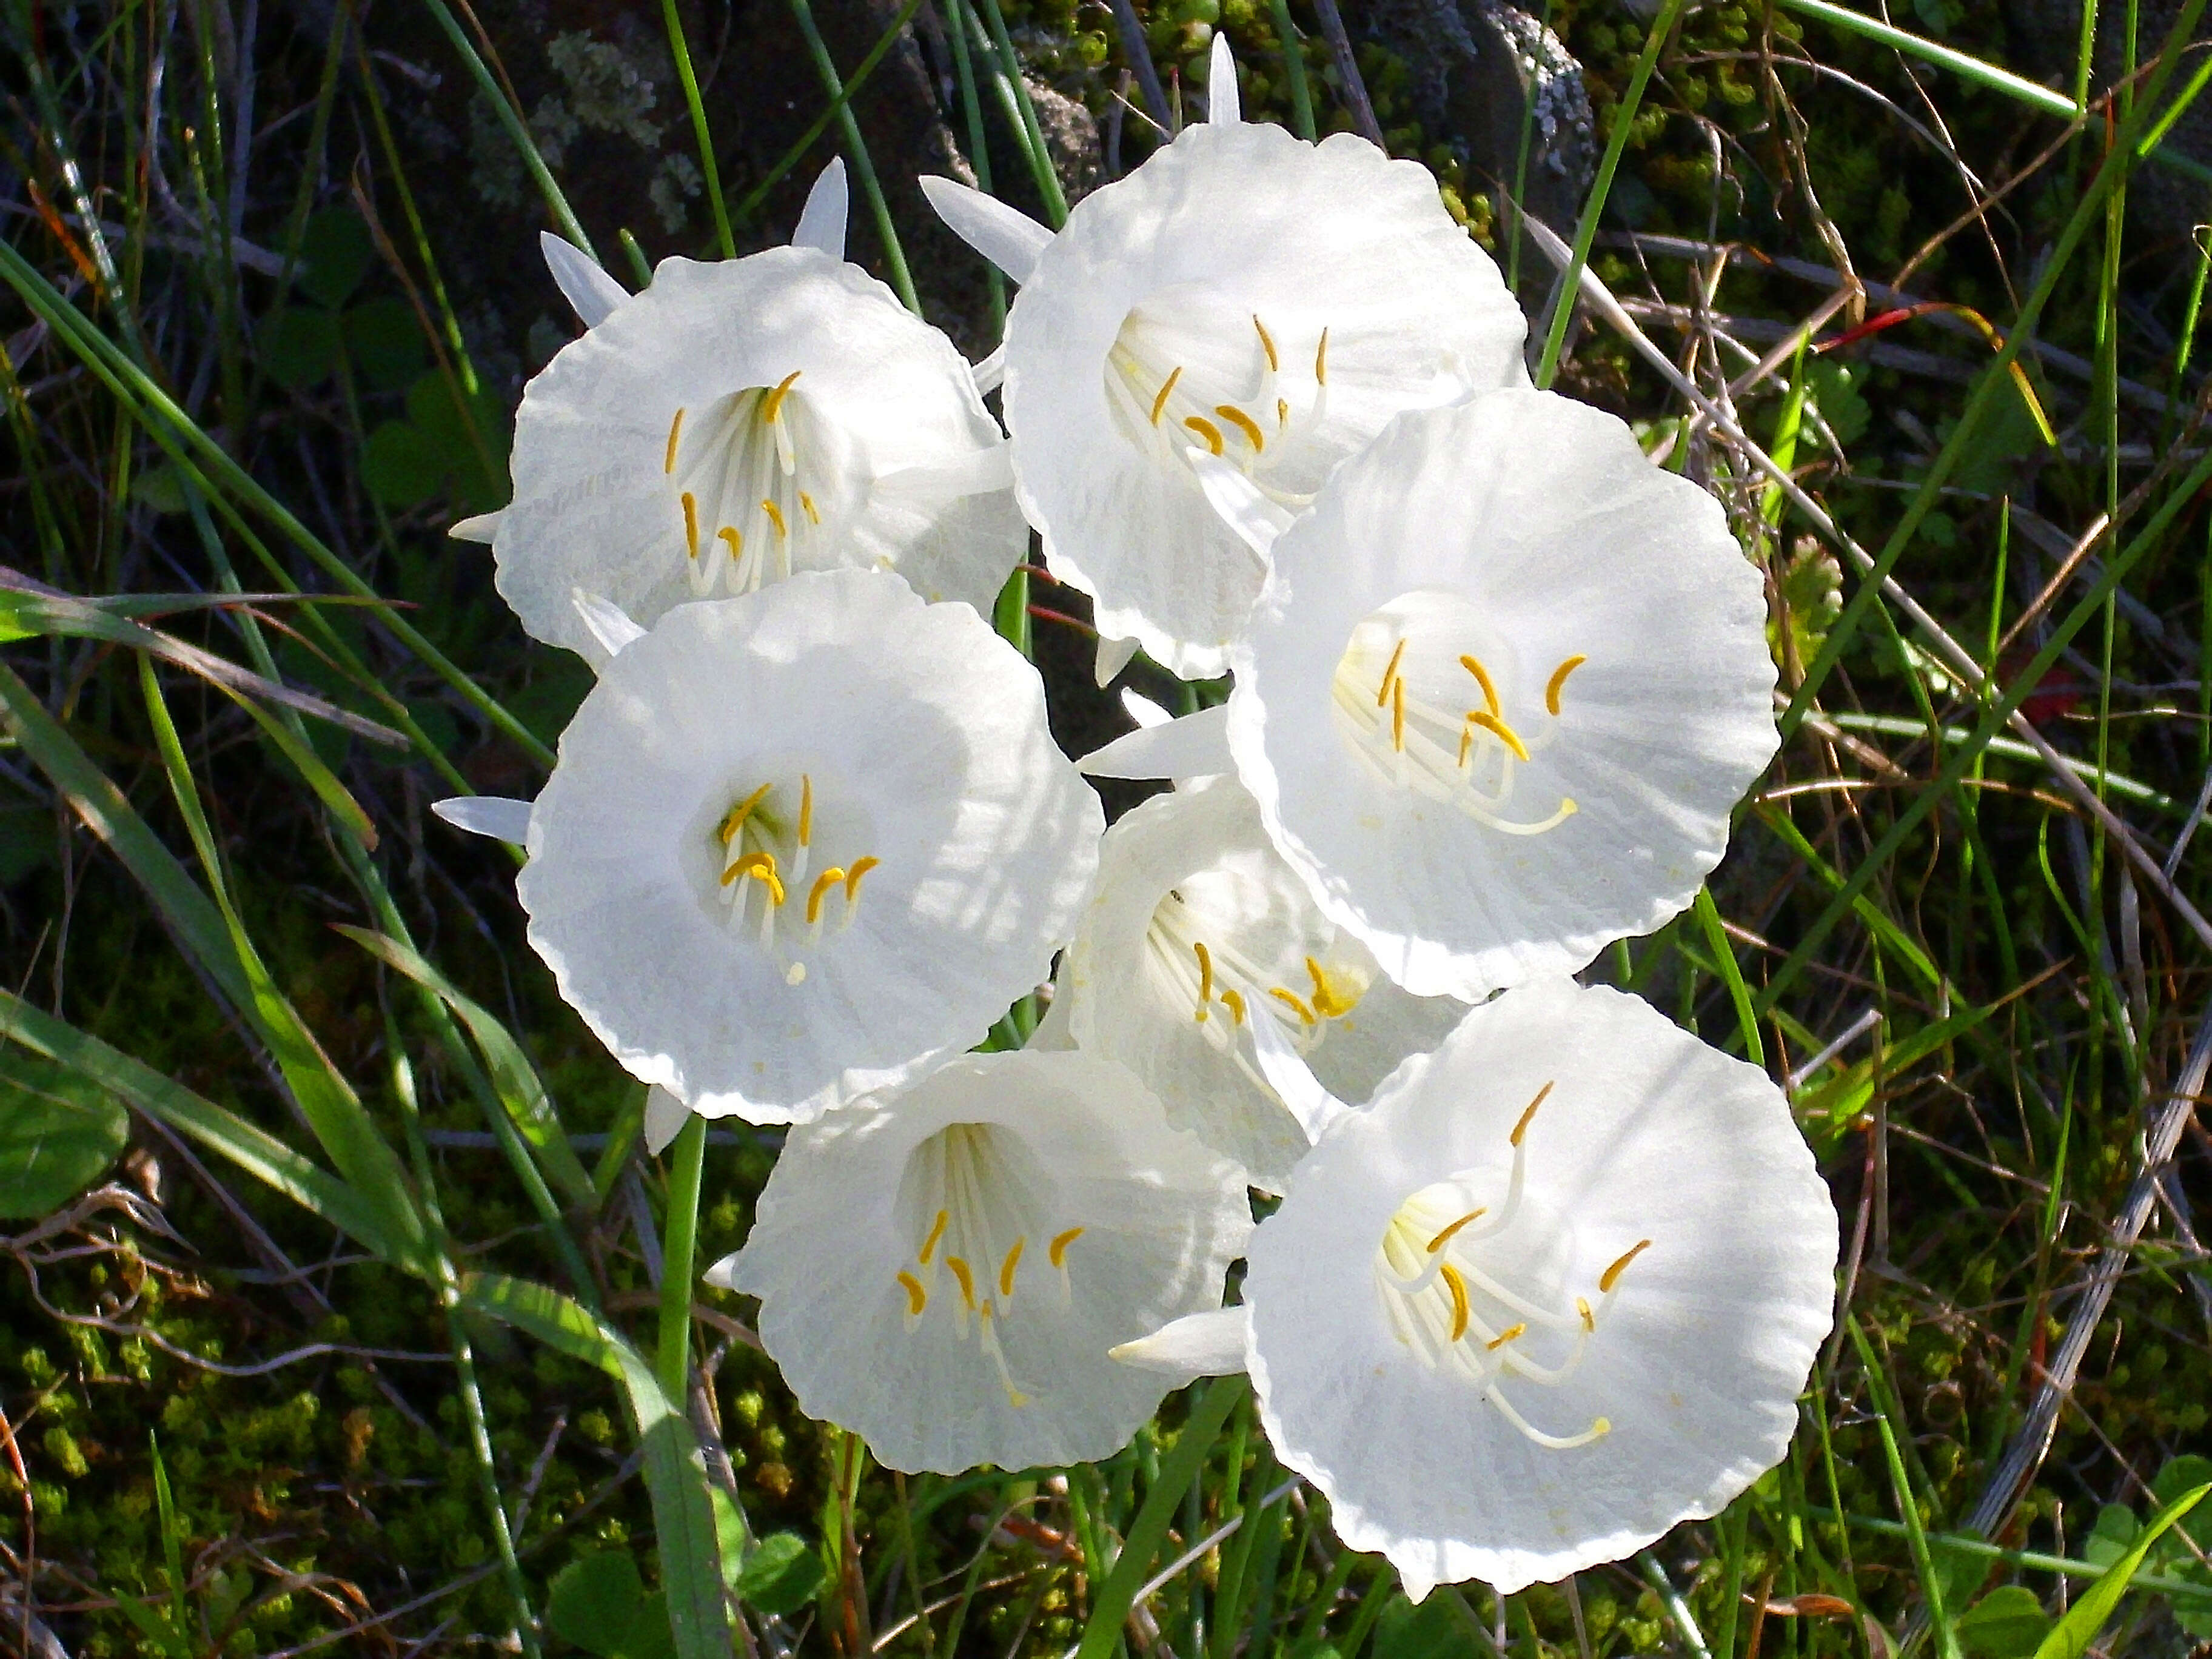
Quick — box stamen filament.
[719,783,774,845]
[1193,940,1216,1019]
[806,868,846,925]
[999,1238,1025,1298]
[843,856,880,903]
[1465,709,1530,763]
[920,1208,948,1265]
[761,369,802,424]
[798,776,813,846]
[1048,1227,1084,1267]
[1253,314,1279,372]
[1267,986,1318,1025]
[1486,1384,1609,1450]
[897,1270,927,1316]
[1424,1208,1488,1254]
[762,498,789,538]
[1546,654,1587,716]
[1441,1262,1471,1342]
[682,492,699,559]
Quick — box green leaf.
[261,307,341,389]
[1956,1587,2049,1659]
[548,1552,646,1656]
[2082,1503,2137,1571]
[624,1592,680,1659]
[0,1049,127,1219]
[738,1533,826,1617]
[457,1274,731,1659]
[2034,1485,2211,1659]
[2153,1457,2212,1511]
[341,296,429,393]
[360,421,446,508]
[1373,1595,1484,1659]
[298,207,374,309]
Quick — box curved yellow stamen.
[897,1270,927,1316]
[718,782,774,845]
[1253,314,1279,372]
[1424,1208,1487,1255]
[1182,415,1225,455]
[761,368,803,423]
[681,492,699,559]
[797,775,813,847]
[1215,404,1265,452]
[1375,638,1407,708]
[1486,1322,1527,1352]
[1391,675,1406,752]
[1465,709,1530,763]
[1276,396,1290,427]
[1546,654,1587,716]
[1048,1227,1084,1267]
[716,526,742,563]
[1458,654,1501,718]
[1305,956,1358,1019]
[1314,327,1330,386]
[1193,940,1215,1020]
[1440,1261,1470,1342]
[1219,987,1247,1024]
[1577,1296,1594,1333]
[800,491,820,525]
[1600,1239,1653,1294]
[843,856,880,902]
[1267,986,1318,1025]
[1150,365,1183,426]
[1510,1081,1554,1147]
[945,1256,976,1309]
[723,851,785,905]
[999,1238,1025,1298]
[761,498,789,538]
[919,1208,948,1265]
[664,407,685,474]
[805,868,846,925]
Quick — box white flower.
[490,163,1025,664]
[709,1049,1252,1473]
[1226,977,1833,1598]
[921,36,1527,679]
[516,570,1102,1123]
[1221,387,1778,1001]
[1057,777,1464,1190]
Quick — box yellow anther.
[1305,956,1358,1019]
[1215,404,1265,452]
[1440,1261,1471,1342]
[718,782,774,845]
[1183,414,1225,455]
[1457,724,1473,768]
[1486,1322,1527,1351]
[800,492,820,525]
[1315,327,1330,386]
[716,526,742,563]
[1600,1238,1653,1294]
[1465,709,1530,763]
[1458,654,1501,717]
[761,368,803,423]
[1577,1296,1594,1333]
[806,868,846,925]
[1219,987,1247,1024]
[1546,654,1587,716]
[843,856,880,902]
[1150,365,1183,426]
[945,1255,976,1309]
[999,1238,1025,1298]
[1424,1208,1487,1255]
[723,851,785,905]
[1590,1417,1612,1438]
[797,775,813,846]
[1510,1081,1553,1147]
[1375,638,1407,708]
[1391,675,1406,752]
[1276,397,1290,427]
[761,498,789,538]
[919,1208,949,1265]
[1193,940,1215,1019]
[1267,986,1318,1025]
[1048,1226,1084,1267]
[1253,313,1279,372]
[665,407,685,474]
[897,1270,927,1316]
[682,492,700,559]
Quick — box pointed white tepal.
[571,588,647,660]
[791,158,850,258]
[1207,33,1241,125]
[918,175,1054,285]
[1077,704,1232,781]
[1110,1305,1252,1383]
[432,796,534,844]
[540,232,630,329]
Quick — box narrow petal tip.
[792,156,850,258]
[918,175,1054,285]
[1206,33,1241,125]
[538,230,629,329]
[431,796,534,843]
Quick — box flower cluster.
[444,40,1837,1603]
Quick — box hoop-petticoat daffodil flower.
[708,1049,1253,1474]
[516,569,1102,1123]
[1055,776,1464,1190]
[919,36,1527,680]
[1118,976,1837,1598]
[481,161,1025,664]
[1207,386,1777,1001]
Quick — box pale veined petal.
[571,588,646,658]
[517,572,1102,1123]
[1094,632,1142,688]
[1227,388,1778,1000]
[448,509,503,545]
[1078,704,1232,781]
[540,231,629,329]
[791,157,848,258]
[1188,449,1292,563]
[1120,688,1173,729]
[716,1050,1252,1473]
[917,175,1054,284]
[1110,1305,1252,1381]
[1244,977,1837,1597]
[432,796,533,843]
[642,1085,689,1156]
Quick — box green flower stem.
[660,0,736,257]
[970,0,1071,226]
[657,1111,709,1403]
[732,0,925,230]
[787,0,921,313]
[1265,0,1316,141]
[942,0,1007,331]
[1533,0,1686,389]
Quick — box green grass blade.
[659,0,735,256]
[730,0,925,230]
[658,1112,708,1402]
[1692,886,1765,1066]
[786,0,920,312]
[2033,1485,2211,1659]
[1848,1316,1962,1659]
